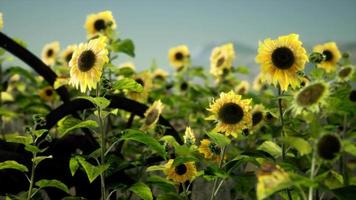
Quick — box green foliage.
[110,38,135,57]
[70,156,109,183]
[257,141,282,158]
[0,160,28,172]
[112,78,144,92]
[281,136,312,156]
[76,96,110,109]
[35,179,69,193]
[206,131,231,147]
[57,116,98,137]
[129,182,153,200]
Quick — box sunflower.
[128,71,153,102]
[256,163,290,200]
[255,33,308,91]
[210,43,235,78]
[253,73,268,92]
[168,45,190,71]
[206,91,252,138]
[183,126,196,145]
[84,10,117,38]
[0,12,3,31]
[251,104,266,130]
[337,65,354,82]
[198,139,223,162]
[235,80,250,95]
[69,37,109,93]
[38,86,55,102]
[61,44,77,66]
[317,134,341,160]
[291,81,329,115]
[313,42,341,73]
[142,100,164,129]
[119,61,136,71]
[41,41,60,66]
[153,68,169,81]
[164,159,197,183]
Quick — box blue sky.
[1,0,356,71]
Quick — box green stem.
[308,147,317,200]
[182,183,189,200]
[27,153,36,200]
[96,85,107,200]
[0,64,4,140]
[277,86,286,160]
[209,146,227,200]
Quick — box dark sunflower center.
[218,102,244,124]
[317,134,341,160]
[252,111,263,126]
[45,89,53,96]
[208,143,221,155]
[322,50,333,61]
[135,78,145,87]
[180,82,188,91]
[271,47,295,70]
[46,49,54,57]
[78,50,96,72]
[296,83,325,106]
[175,52,184,61]
[216,57,225,67]
[155,75,165,80]
[94,19,106,31]
[145,109,159,126]
[349,90,356,102]
[65,52,73,64]
[175,164,187,175]
[238,87,246,95]
[339,67,351,78]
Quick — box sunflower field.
[1,8,356,200]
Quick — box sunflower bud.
[317,134,341,160]
[309,52,324,64]
[342,52,350,59]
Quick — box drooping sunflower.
[313,42,341,73]
[153,68,169,81]
[206,91,252,138]
[128,71,153,102]
[337,65,354,82]
[84,10,117,38]
[38,86,55,102]
[41,41,60,66]
[210,43,235,78]
[168,45,190,71]
[183,126,196,146]
[291,81,329,115]
[235,80,250,95]
[0,12,3,31]
[251,104,266,130]
[69,37,109,93]
[61,44,77,66]
[164,159,197,184]
[198,139,223,162]
[142,100,164,130]
[255,33,308,91]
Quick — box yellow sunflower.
[235,80,250,95]
[164,159,197,184]
[69,37,109,93]
[251,104,266,130]
[153,68,169,81]
[41,41,60,66]
[206,91,252,138]
[84,10,117,38]
[119,61,136,71]
[198,139,223,162]
[142,100,164,130]
[210,43,235,78]
[183,126,196,145]
[337,65,354,82]
[38,86,55,102]
[313,42,341,73]
[291,81,329,116]
[0,12,3,31]
[61,44,77,66]
[255,33,308,91]
[128,71,153,102]
[168,45,190,71]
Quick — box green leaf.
[35,179,69,193]
[111,39,135,57]
[147,175,176,192]
[4,66,36,83]
[257,141,282,158]
[76,96,110,109]
[5,134,32,145]
[343,140,356,156]
[24,144,41,154]
[33,129,48,138]
[32,156,53,166]
[57,116,98,137]
[69,157,80,176]
[129,182,153,200]
[112,78,144,92]
[157,193,183,200]
[0,107,17,118]
[160,135,179,147]
[172,155,199,166]
[76,156,109,183]
[206,131,231,147]
[120,129,167,158]
[146,165,166,172]
[0,160,28,172]
[281,136,311,156]
[235,66,250,74]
